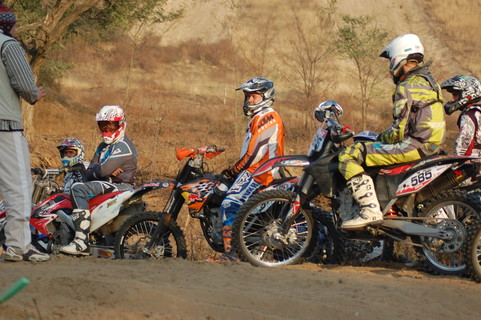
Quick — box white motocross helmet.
[379,34,424,83]
[236,77,275,116]
[96,105,127,144]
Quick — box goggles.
[98,121,120,133]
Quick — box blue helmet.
[57,138,85,167]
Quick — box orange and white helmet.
[96,105,126,144]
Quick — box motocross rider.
[338,33,446,230]
[57,138,89,193]
[60,105,138,256]
[441,75,481,156]
[214,77,285,262]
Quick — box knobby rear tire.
[308,208,343,264]
[464,219,481,283]
[416,190,481,276]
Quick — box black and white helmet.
[236,77,275,116]
[441,75,481,115]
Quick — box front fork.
[146,190,184,252]
[279,174,315,234]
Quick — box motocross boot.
[222,225,233,254]
[206,225,239,263]
[60,209,91,255]
[341,174,383,230]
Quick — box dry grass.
[24,0,479,260]
[427,0,481,77]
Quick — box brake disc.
[423,219,465,253]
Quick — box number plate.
[307,127,328,156]
[396,164,451,195]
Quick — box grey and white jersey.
[87,136,138,184]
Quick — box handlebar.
[331,125,354,144]
[31,166,82,177]
[176,144,225,161]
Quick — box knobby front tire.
[232,190,316,268]
[114,211,187,260]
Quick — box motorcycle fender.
[252,155,310,178]
[99,202,146,234]
[90,190,135,232]
[139,180,176,191]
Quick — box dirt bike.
[0,167,187,259]
[113,144,317,260]
[232,102,481,275]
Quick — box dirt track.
[1,255,481,320]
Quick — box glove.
[224,166,239,180]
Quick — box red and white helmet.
[96,105,126,144]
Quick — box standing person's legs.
[0,132,33,252]
[0,132,47,261]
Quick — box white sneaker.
[1,245,50,262]
[23,247,50,262]
[1,246,23,262]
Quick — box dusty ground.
[1,255,481,320]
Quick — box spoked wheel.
[114,211,187,259]
[464,219,481,283]
[416,190,481,276]
[232,190,316,267]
